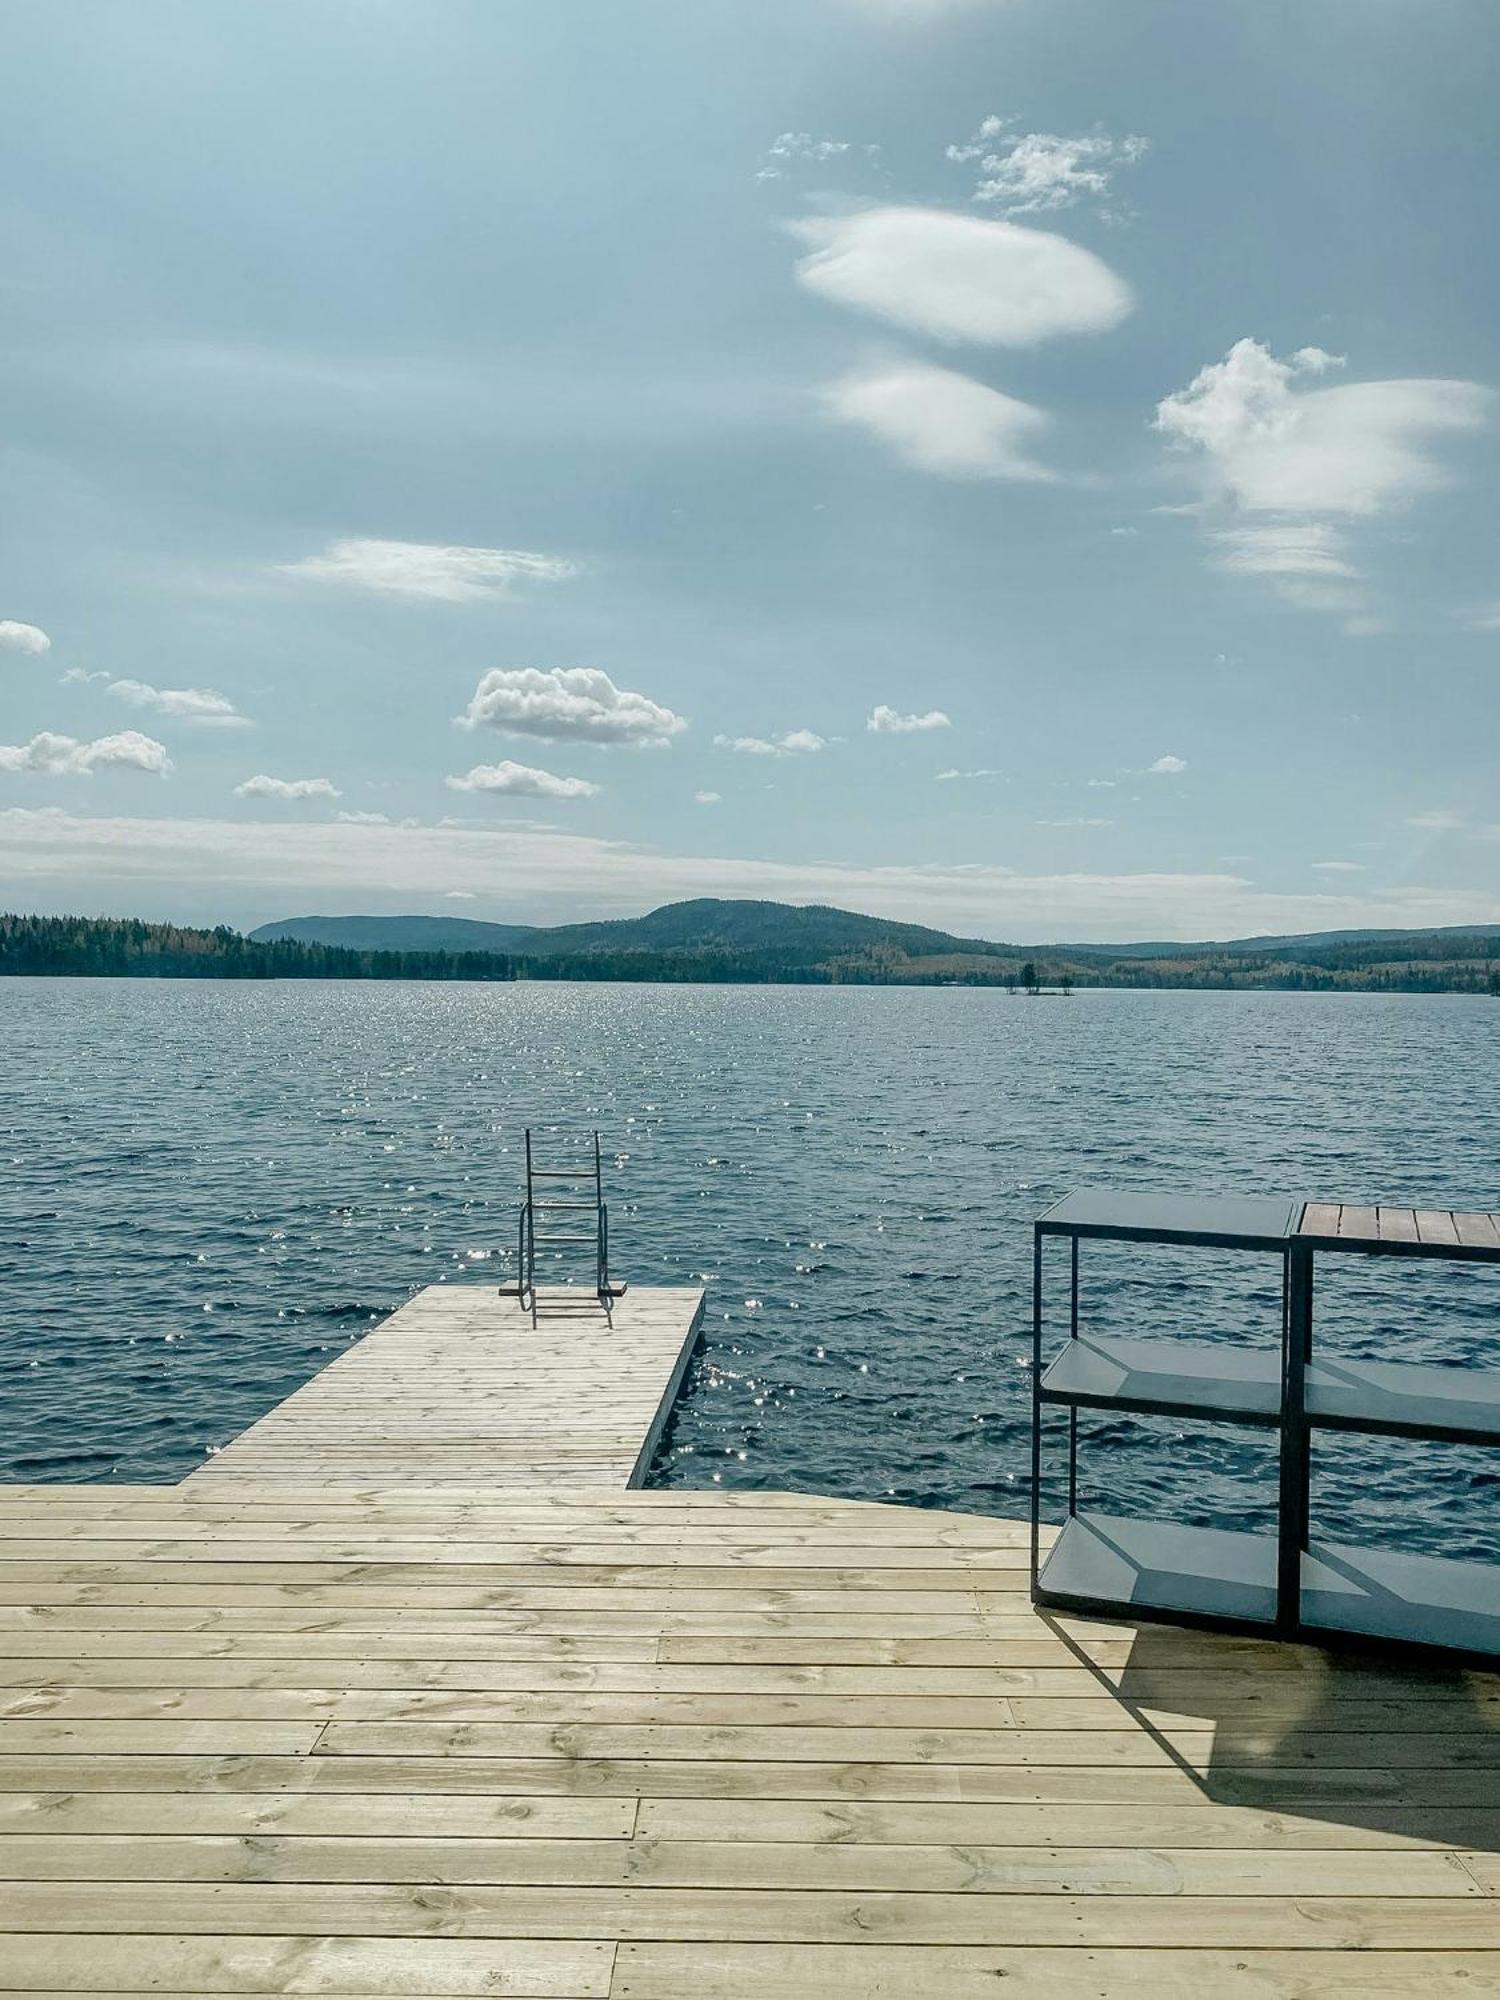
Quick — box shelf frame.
[1029,1186,1500,1664]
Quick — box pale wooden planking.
[183,1285,703,1493]
[6,1354,1500,1997]
[0,1933,612,1995]
[0,1834,1478,1897]
[610,1943,1500,2000]
[10,1880,1500,1945]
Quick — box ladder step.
[533,1201,598,1211]
[535,1233,598,1244]
[531,1167,598,1178]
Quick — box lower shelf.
[1036,1512,1279,1626]
[1302,1537,1500,1657]
[1037,1510,1500,1658]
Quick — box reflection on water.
[0,977,1495,1551]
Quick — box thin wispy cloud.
[104,679,249,727]
[937,766,1001,781]
[714,730,826,756]
[0,730,171,777]
[277,539,577,603]
[11,805,1499,939]
[0,621,51,656]
[948,117,1149,217]
[790,205,1132,346]
[446,760,601,800]
[827,361,1052,480]
[234,774,340,800]
[867,704,952,732]
[460,667,686,748]
[756,132,856,183]
[1156,340,1491,625]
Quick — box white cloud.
[937,767,1001,781]
[8,806,1499,941]
[868,703,952,733]
[1311,860,1365,873]
[790,206,1132,346]
[757,132,854,182]
[446,760,601,800]
[234,774,340,800]
[0,621,51,656]
[1038,816,1113,828]
[0,730,171,777]
[694,791,722,805]
[1461,604,1500,631]
[460,667,686,748]
[445,890,476,900]
[1156,340,1491,621]
[949,118,1148,216]
[1087,778,1116,789]
[105,679,249,727]
[826,361,1052,480]
[336,810,390,825]
[714,730,826,756]
[1407,810,1464,832]
[1149,755,1187,774]
[277,539,576,603]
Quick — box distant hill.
[7,902,1499,993]
[252,914,540,953]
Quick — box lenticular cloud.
[790,205,1133,347]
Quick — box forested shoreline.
[3,910,1499,994]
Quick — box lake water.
[2,978,1497,1557]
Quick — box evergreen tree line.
[2,909,1497,994]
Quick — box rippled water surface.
[2,979,1497,1554]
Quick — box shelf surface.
[1036,1188,1299,1250]
[1306,1352,1500,1444]
[1298,1202,1500,1262]
[1035,1511,1280,1625]
[1040,1333,1282,1424]
[1302,1537,1500,1657]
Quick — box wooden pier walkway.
[4,1279,1500,1994]
[186,1285,705,1491]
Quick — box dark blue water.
[1,978,1496,1555]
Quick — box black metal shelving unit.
[1030,1188,1500,1663]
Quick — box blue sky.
[2,0,1497,941]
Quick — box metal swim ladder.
[505,1128,625,1320]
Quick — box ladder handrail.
[512,1127,616,1320]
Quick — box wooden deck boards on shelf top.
[1,1480,1499,1996]
[1299,1203,1500,1255]
[182,1283,705,1491]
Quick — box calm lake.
[3,978,1497,1555]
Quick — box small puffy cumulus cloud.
[1155,339,1491,623]
[694,790,721,805]
[714,729,826,756]
[336,810,390,825]
[1149,754,1187,775]
[460,667,687,748]
[0,620,51,656]
[445,890,477,900]
[103,679,248,727]
[868,703,952,733]
[790,206,1132,347]
[277,539,576,603]
[827,361,1052,481]
[949,117,1149,217]
[446,760,601,801]
[0,729,171,776]
[234,774,340,800]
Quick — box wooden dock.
[5,1280,1500,1994]
[186,1285,706,1490]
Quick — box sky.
[2,0,1498,944]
